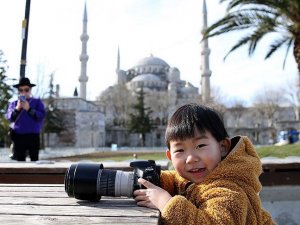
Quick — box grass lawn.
[54,151,167,162]
[256,143,300,158]
[53,143,300,162]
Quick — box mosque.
[47,0,211,147]
[46,0,299,148]
[94,0,211,147]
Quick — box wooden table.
[0,184,160,225]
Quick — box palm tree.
[203,0,300,87]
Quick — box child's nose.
[186,151,200,163]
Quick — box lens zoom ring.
[99,170,116,197]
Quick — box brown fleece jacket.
[160,136,275,225]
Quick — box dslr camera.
[64,160,161,201]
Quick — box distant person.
[6,77,45,161]
[134,103,275,224]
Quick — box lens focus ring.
[99,170,116,197]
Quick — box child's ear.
[220,138,231,157]
[166,149,171,160]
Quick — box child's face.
[167,129,230,184]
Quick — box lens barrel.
[98,169,117,197]
[64,163,134,201]
[65,163,103,201]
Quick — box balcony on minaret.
[80,53,89,62]
[80,33,89,42]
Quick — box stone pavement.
[0,147,100,162]
[0,146,166,162]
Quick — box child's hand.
[133,178,172,212]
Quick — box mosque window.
[156,133,161,140]
[113,118,118,126]
[155,117,160,125]
[162,117,168,125]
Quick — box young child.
[133,103,275,224]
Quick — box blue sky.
[0,0,297,104]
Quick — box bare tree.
[32,63,50,98]
[96,84,135,127]
[283,78,300,120]
[228,99,247,128]
[144,91,169,125]
[209,85,229,120]
[252,87,285,127]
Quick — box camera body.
[18,95,26,102]
[64,160,160,201]
[131,160,160,191]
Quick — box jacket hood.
[204,136,262,193]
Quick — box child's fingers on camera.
[138,178,156,188]
[133,189,146,196]
[134,194,147,202]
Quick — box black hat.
[13,77,36,88]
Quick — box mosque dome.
[135,55,169,67]
[131,74,161,82]
[131,55,170,78]
[128,74,167,91]
[180,82,198,96]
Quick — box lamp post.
[20,0,31,78]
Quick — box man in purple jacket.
[6,77,46,161]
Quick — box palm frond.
[282,38,293,69]
[265,37,290,59]
[211,0,300,68]
[204,7,279,39]
[224,36,251,60]
[221,0,291,11]
[248,16,278,54]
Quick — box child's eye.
[174,149,184,153]
[196,144,206,149]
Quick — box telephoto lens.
[64,160,160,201]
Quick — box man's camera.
[64,160,161,201]
[18,95,26,102]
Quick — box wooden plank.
[0,204,159,217]
[0,161,169,172]
[0,184,63,187]
[0,184,64,192]
[0,190,66,198]
[0,174,65,184]
[0,183,160,225]
[0,197,141,206]
[0,215,159,225]
[0,190,136,200]
[259,171,300,186]
[263,162,300,171]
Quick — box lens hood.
[65,163,103,201]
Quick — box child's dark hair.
[165,103,229,148]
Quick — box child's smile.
[187,167,206,180]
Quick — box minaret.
[116,46,126,85]
[200,0,211,103]
[79,2,89,100]
[116,45,120,73]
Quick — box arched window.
[155,117,160,125]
